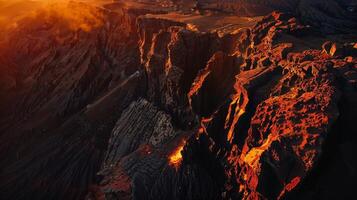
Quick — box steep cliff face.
[0,1,357,200]
[87,10,356,200]
[91,10,357,200]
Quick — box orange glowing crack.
[278,177,301,200]
[225,84,249,143]
[243,133,279,169]
[169,142,185,169]
[188,70,211,106]
[227,108,245,142]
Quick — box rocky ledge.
[0,1,356,200]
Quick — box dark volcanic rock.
[195,0,357,33]
[0,1,357,200]
[0,3,144,200]
[138,17,221,128]
[103,99,177,167]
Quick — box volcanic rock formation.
[0,1,356,200]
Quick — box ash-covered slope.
[0,1,357,200]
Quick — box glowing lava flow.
[169,142,186,169]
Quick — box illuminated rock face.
[0,1,357,200]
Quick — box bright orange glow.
[196,116,214,139]
[31,2,104,32]
[169,141,185,169]
[188,70,210,107]
[243,133,279,170]
[0,0,104,35]
[225,83,248,143]
[278,177,301,199]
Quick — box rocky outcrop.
[103,99,177,167]
[88,99,179,200]
[188,51,242,117]
[138,16,221,128]
[233,51,341,199]
[0,1,357,200]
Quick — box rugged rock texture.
[88,99,179,200]
[138,16,221,127]
[0,2,144,199]
[193,0,357,33]
[0,1,357,200]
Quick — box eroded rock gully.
[0,1,356,200]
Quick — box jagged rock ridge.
[0,1,356,200]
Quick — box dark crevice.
[232,68,283,150]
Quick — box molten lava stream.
[169,141,186,169]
